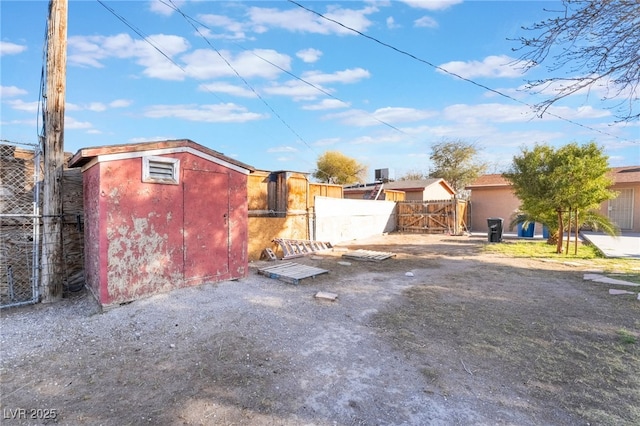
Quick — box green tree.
[429,140,487,193]
[312,151,367,184]
[503,142,618,254]
[515,0,639,122]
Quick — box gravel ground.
[1,233,638,425]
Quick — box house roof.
[344,178,456,194]
[466,166,640,189]
[68,139,254,172]
[466,174,510,188]
[611,166,640,183]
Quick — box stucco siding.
[470,187,520,232]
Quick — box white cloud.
[328,107,436,127]
[148,0,186,16]
[197,14,248,40]
[303,68,371,85]
[198,82,257,98]
[296,48,322,63]
[438,55,524,79]
[1,86,27,97]
[303,99,350,111]
[247,4,377,35]
[263,80,326,100]
[386,16,399,29]
[87,102,108,112]
[65,117,94,130]
[443,103,535,123]
[65,100,133,112]
[182,49,291,81]
[443,102,610,125]
[68,33,191,80]
[267,146,298,153]
[264,68,369,100]
[110,99,133,108]
[0,41,27,56]
[313,137,341,146]
[68,34,292,82]
[545,105,612,120]
[144,103,268,123]
[7,99,39,113]
[414,16,438,28]
[198,4,378,38]
[400,0,463,11]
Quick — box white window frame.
[142,156,180,185]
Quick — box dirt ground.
[1,233,639,426]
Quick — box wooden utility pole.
[41,0,67,303]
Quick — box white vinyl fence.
[313,196,397,244]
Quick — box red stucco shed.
[68,139,254,307]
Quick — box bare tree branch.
[513,0,640,122]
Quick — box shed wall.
[86,151,248,306]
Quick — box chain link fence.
[1,142,85,308]
[0,143,41,307]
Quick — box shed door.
[183,169,229,281]
[608,188,634,230]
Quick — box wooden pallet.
[258,262,329,285]
[273,238,333,259]
[342,249,396,262]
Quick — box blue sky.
[1,0,638,180]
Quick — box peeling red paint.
[74,142,251,307]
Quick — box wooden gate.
[397,199,469,234]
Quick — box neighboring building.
[68,139,254,307]
[594,166,640,232]
[344,179,454,201]
[466,166,640,233]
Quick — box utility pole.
[41,0,67,303]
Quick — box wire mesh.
[1,143,41,307]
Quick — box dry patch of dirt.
[1,233,638,425]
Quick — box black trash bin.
[487,217,503,242]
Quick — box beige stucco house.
[466,166,640,233]
[344,179,455,201]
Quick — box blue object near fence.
[542,225,549,239]
[517,222,535,238]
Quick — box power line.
[164,0,316,159]
[97,0,323,174]
[287,0,633,144]
[157,0,406,166]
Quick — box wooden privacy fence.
[397,199,469,234]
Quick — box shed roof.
[467,166,640,189]
[68,139,254,173]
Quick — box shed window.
[142,156,180,184]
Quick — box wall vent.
[142,156,180,184]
